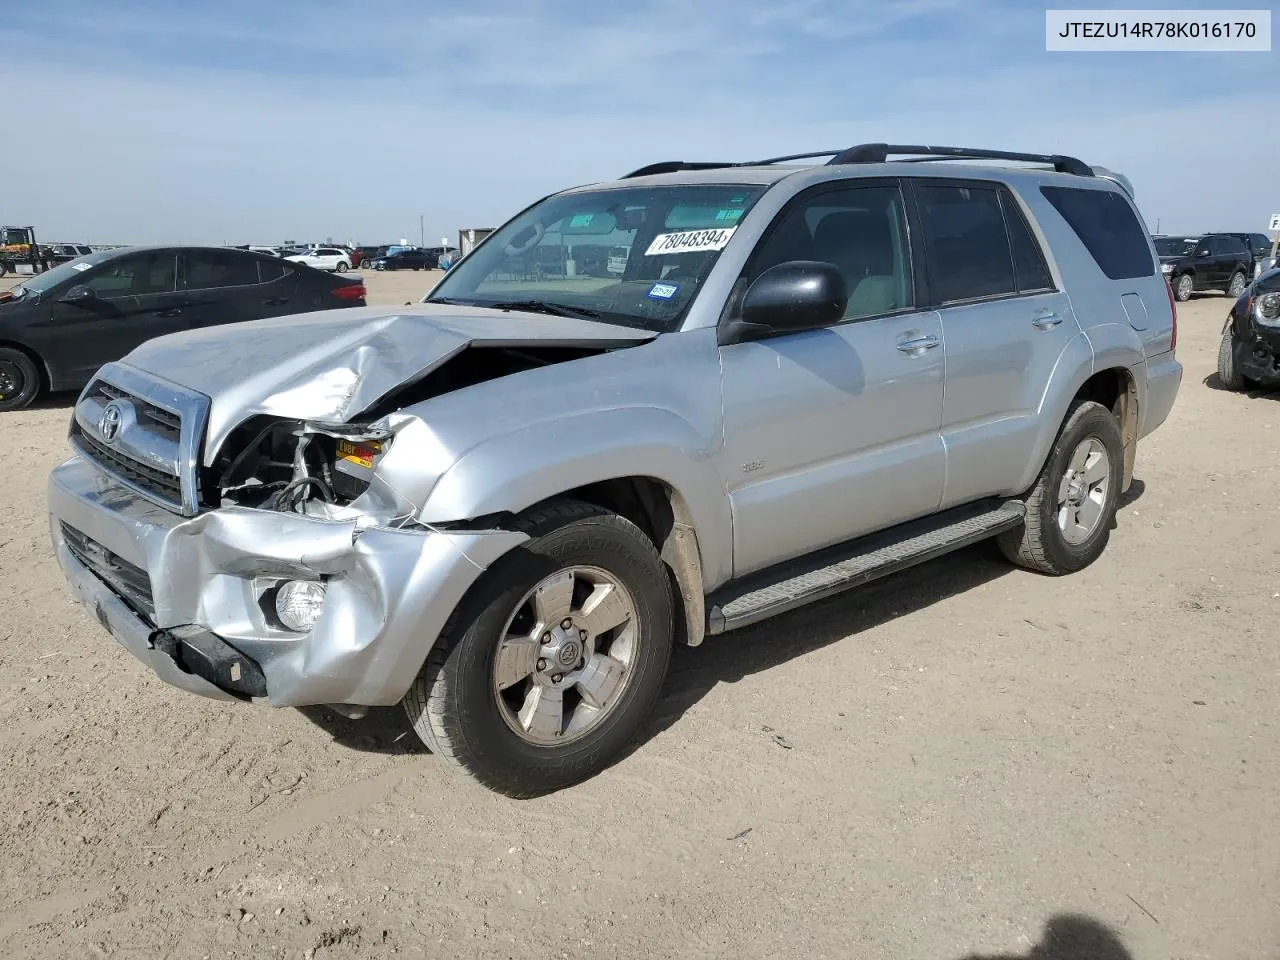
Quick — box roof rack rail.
[621,144,1095,180]
[621,161,736,178]
[825,143,1094,177]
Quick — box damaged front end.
[48,307,655,708]
[50,365,528,709]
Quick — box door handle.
[263,297,289,306]
[1032,312,1063,329]
[154,308,184,318]
[896,334,940,353]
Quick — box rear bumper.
[1140,350,1182,437]
[48,456,528,707]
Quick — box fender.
[418,405,734,589]
[1012,323,1144,494]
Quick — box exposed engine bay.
[207,343,613,518]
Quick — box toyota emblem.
[98,401,123,443]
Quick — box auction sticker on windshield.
[645,227,737,256]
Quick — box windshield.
[1154,237,1199,257]
[425,183,768,332]
[10,250,113,297]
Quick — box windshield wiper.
[484,299,602,320]
[422,296,477,306]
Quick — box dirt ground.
[1,267,1276,960]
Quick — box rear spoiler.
[1089,166,1134,198]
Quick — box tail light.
[1164,276,1177,352]
[331,282,365,302]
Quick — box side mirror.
[1197,248,1210,258]
[719,261,848,345]
[60,284,98,304]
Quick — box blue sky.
[1,0,1276,245]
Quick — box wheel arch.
[1019,358,1141,496]
[419,409,733,643]
[0,339,51,392]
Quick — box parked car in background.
[0,245,365,410]
[1154,233,1253,301]
[352,246,387,269]
[42,243,95,264]
[372,248,436,270]
[424,245,460,267]
[1218,232,1272,273]
[1218,264,1280,391]
[284,247,351,272]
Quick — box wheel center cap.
[556,640,581,668]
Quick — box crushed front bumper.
[49,456,528,707]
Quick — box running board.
[706,500,1025,635]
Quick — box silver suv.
[47,143,1182,796]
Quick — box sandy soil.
[1,269,1276,960]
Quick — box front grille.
[94,381,181,437]
[60,522,155,622]
[70,365,208,515]
[71,426,184,502]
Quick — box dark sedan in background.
[1218,265,1280,393]
[0,245,366,411]
[371,246,459,271]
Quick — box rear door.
[1203,237,1229,286]
[911,178,1077,509]
[178,248,297,328]
[49,250,183,383]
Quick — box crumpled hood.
[119,303,657,463]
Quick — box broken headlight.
[210,417,392,512]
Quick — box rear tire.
[998,399,1123,575]
[402,500,675,797]
[1216,327,1253,391]
[1173,273,1194,301]
[0,347,42,412]
[1226,271,1247,299]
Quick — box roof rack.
[620,142,1095,179]
[828,143,1094,177]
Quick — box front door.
[718,181,946,578]
[51,250,184,384]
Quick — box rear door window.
[916,183,1016,303]
[1001,192,1055,293]
[182,250,261,290]
[1039,185,1154,280]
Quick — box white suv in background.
[284,247,351,272]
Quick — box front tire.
[1226,271,1247,299]
[0,347,42,412]
[402,500,675,797]
[998,399,1123,575]
[1173,273,1194,301]
[1217,327,1253,391]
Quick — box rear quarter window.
[1039,185,1154,280]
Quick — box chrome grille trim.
[69,361,211,516]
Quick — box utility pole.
[419,215,424,248]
